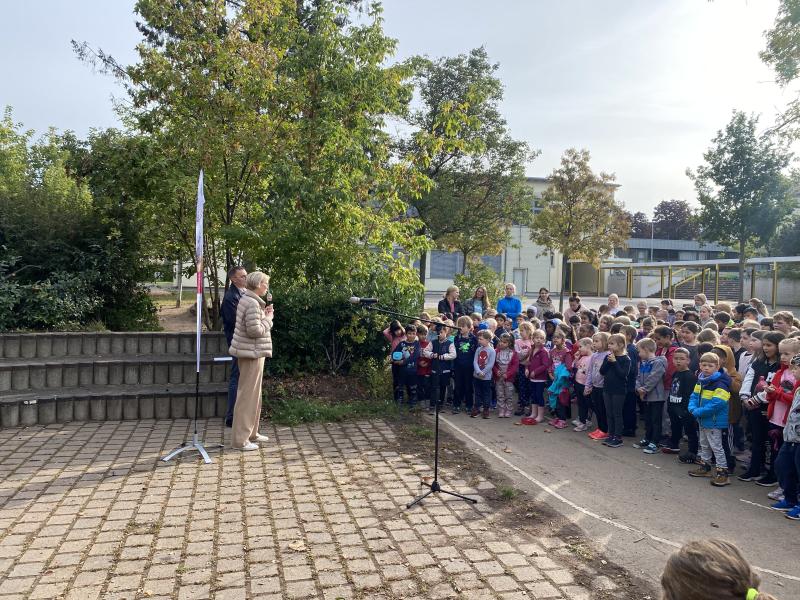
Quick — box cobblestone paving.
[0,420,609,599]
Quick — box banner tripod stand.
[161,370,223,464]
[161,169,222,464]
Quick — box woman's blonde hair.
[444,285,459,299]
[661,539,777,600]
[245,271,269,291]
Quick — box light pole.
[650,219,654,262]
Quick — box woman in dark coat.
[437,285,464,321]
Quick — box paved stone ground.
[0,419,621,600]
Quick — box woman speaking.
[229,271,273,451]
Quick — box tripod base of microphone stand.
[161,432,223,464]
[406,478,478,509]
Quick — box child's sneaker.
[767,488,784,501]
[632,439,649,449]
[710,468,730,487]
[604,437,623,448]
[552,419,567,429]
[661,446,681,454]
[470,409,480,418]
[689,463,713,477]
[642,443,658,454]
[755,474,778,487]
[785,505,800,520]
[593,430,609,441]
[573,422,587,432]
[571,419,581,427]
[520,416,538,425]
[771,499,795,511]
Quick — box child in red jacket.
[766,339,800,464]
[493,333,519,417]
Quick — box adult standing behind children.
[534,287,555,316]
[221,266,247,427]
[228,271,273,451]
[496,283,523,327]
[437,286,464,321]
[463,285,491,317]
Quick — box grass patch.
[265,395,399,427]
[498,486,519,501]
[406,424,434,439]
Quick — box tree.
[762,0,800,135]
[771,212,800,255]
[402,47,536,282]
[652,199,698,239]
[531,148,630,311]
[626,210,651,238]
[687,111,793,302]
[76,0,431,325]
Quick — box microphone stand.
[354,302,477,509]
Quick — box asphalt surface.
[436,412,800,598]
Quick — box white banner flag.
[195,170,205,372]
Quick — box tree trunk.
[175,259,183,308]
[738,238,746,303]
[461,251,469,275]
[419,249,427,285]
[558,253,569,312]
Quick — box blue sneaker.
[786,506,800,521]
[770,499,794,512]
[642,442,658,454]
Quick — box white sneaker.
[235,442,259,451]
[571,419,581,427]
[251,434,269,443]
[767,488,784,501]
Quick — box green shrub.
[454,258,505,307]
[266,285,418,376]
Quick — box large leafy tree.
[653,199,698,240]
[762,0,800,135]
[687,111,793,301]
[626,210,651,238]
[531,148,630,310]
[75,0,430,326]
[402,47,536,282]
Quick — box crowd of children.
[383,289,800,519]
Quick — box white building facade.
[422,177,566,300]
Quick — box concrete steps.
[0,384,227,428]
[0,331,226,359]
[0,331,231,428]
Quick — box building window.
[481,254,502,273]
[430,250,463,279]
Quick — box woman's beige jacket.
[229,289,273,359]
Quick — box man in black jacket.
[222,266,247,427]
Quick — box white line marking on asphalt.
[439,415,800,583]
[739,498,774,511]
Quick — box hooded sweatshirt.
[713,344,742,425]
[689,369,732,429]
[636,356,668,403]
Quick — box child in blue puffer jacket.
[688,352,732,487]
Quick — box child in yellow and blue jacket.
[688,352,732,487]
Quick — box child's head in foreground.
[661,539,776,600]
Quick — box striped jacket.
[688,370,731,429]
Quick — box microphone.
[349,296,378,305]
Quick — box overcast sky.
[1,1,791,214]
